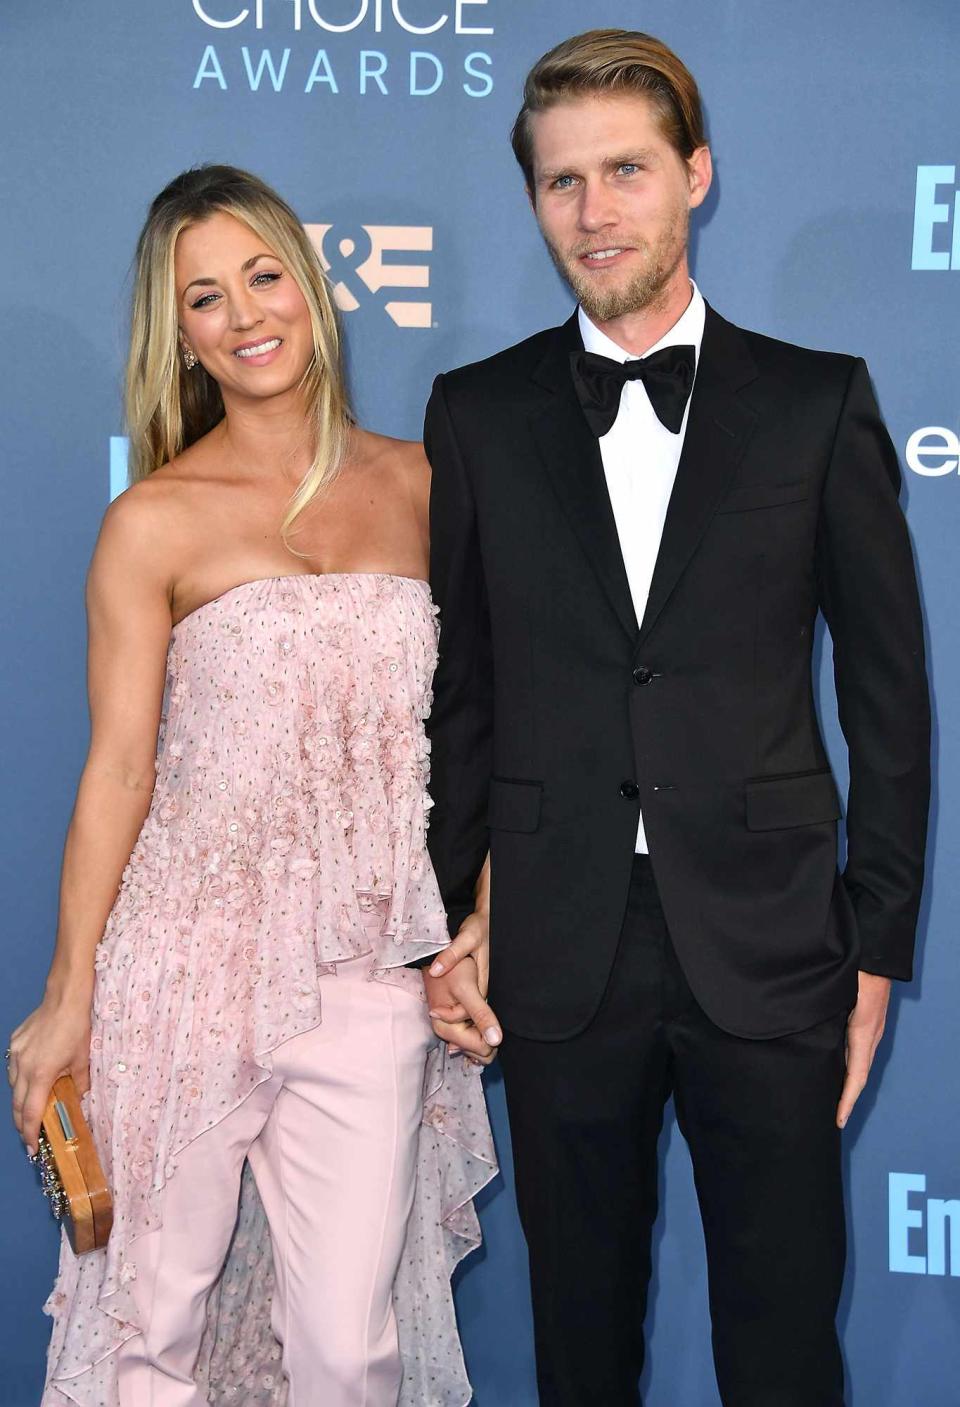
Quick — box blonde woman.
[8,165,497,1406]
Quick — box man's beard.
[545,207,688,323]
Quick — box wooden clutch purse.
[36,1074,113,1254]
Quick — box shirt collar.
[577,280,706,365]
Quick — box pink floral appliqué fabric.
[42,574,497,1406]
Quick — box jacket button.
[632,665,653,686]
[620,780,639,799]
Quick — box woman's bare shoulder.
[101,429,228,551]
[351,427,429,491]
[98,476,177,553]
[90,449,214,609]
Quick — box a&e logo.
[911,166,960,270]
[306,223,433,327]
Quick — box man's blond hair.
[512,29,707,191]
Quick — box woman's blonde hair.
[125,164,351,538]
[512,29,706,193]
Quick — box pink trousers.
[115,956,433,1406]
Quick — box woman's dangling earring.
[182,344,198,370]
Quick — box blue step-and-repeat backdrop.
[1,2,958,1403]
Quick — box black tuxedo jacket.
[424,304,930,1041]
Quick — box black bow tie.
[570,344,696,438]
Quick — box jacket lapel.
[525,304,760,650]
[637,305,759,645]
[528,312,639,644]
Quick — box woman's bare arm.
[9,488,174,1154]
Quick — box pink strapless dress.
[42,573,497,1406]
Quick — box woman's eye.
[252,271,281,286]
[191,292,219,309]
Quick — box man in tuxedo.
[421,28,930,1406]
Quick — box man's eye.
[619,164,640,176]
[553,175,576,190]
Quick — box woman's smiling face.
[175,210,314,403]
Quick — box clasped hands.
[422,930,891,1103]
[422,906,502,1067]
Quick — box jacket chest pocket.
[717,480,808,514]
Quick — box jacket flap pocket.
[745,770,842,831]
[488,777,542,833]
[717,480,808,514]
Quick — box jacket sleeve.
[423,373,494,937]
[816,357,931,980]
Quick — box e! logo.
[306,223,433,327]
[889,1173,960,1277]
[911,166,960,270]
[905,426,960,477]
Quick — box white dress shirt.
[578,281,706,853]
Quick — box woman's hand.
[8,991,92,1158]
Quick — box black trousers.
[498,856,848,1407]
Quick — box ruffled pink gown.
[42,573,497,1406]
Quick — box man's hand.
[424,955,501,1065]
[836,971,891,1128]
[422,906,502,1066]
[426,903,488,982]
